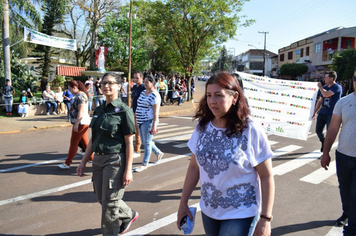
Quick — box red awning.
[57,66,87,76]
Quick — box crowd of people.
[2,68,355,236]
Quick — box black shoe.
[119,210,139,234]
[335,213,348,227]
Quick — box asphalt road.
[0,80,344,236]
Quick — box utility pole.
[3,0,11,82]
[127,0,133,106]
[259,31,269,76]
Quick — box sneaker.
[119,210,139,234]
[133,165,147,172]
[53,112,57,115]
[154,152,164,164]
[6,113,9,115]
[335,213,348,227]
[133,152,141,158]
[46,112,50,115]
[9,113,12,115]
[58,163,70,169]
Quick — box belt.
[95,152,111,155]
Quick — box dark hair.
[134,71,143,78]
[231,73,244,92]
[68,80,89,98]
[5,79,10,82]
[194,72,250,136]
[328,71,337,81]
[102,72,122,84]
[145,75,155,84]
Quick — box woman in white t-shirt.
[177,72,274,236]
[59,80,93,169]
[133,75,164,172]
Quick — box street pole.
[259,31,269,76]
[127,0,133,106]
[3,0,11,83]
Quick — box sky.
[223,0,356,56]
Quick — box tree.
[74,0,121,69]
[144,0,254,100]
[280,63,309,80]
[1,0,41,83]
[32,0,69,82]
[330,48,356,81]
[211,46,232,72]
[98,9,149,73]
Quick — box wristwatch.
[260,214,273,222]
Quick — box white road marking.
[300,161,336,184]
[272,145,302,158]
[156,126,193,134]
[0,153,191,206]
[155,133,192,144]
[0,179,91,206]
[173,143,188,148]
[0,157,66,173]
[326,226,343,236]
[169,116,194,120]
[122,202,201,236]
[269,141,278,146]
[273,150,320,176]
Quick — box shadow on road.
[272,220,336,235]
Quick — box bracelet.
[260,214,273,221]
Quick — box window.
[315,43,321,53]
[345,40,352,49]
[306,47,310,56]
[250,62,263,70]
[288,51,293,60]
[280,54,284,61]
[301,48,304,57]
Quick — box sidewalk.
[0,100,198,134]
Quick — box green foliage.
[280,63,309,79]
[330,48,356,81]
[32,0,69,78]
[144,0,254,76]
[7,0,42,29]
[98,8,149,73]
[7,51,39,92]
[211,46,232,72]
[53,75,66,87]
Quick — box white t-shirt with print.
[187,118,273,220]
[135,90,161,124]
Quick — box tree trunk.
[2,0,11,83]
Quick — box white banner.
[237,72,318,140]
[23,27,77,51]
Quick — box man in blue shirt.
[312,71,342,152]
[2,79,15,115]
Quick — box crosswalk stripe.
[273,150,320,176]
[272,145,302,158]
[156,126,192,134]
[269,141,278,146]
[154,132,193,143]
[156,125,178,129]
[173,143,188,148]
[300,161,336,184]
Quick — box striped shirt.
[135,90,161,124]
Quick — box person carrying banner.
[320,75,356,235]
[312,71,342,152]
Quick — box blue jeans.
[315,113,332,149]
[88,100,93,112]
[45,101,57,113]
[171,97,183,105]
[201,212,254,236]
[4,97,13,112]
[138,119,161,166]
[64,101,71,119]
[336,150,356,236]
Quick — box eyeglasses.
[100,81,118,87]
[353,76,356,82]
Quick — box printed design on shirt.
[322,97,330,109]
[196,127,248,179]
[201,182,257,209]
